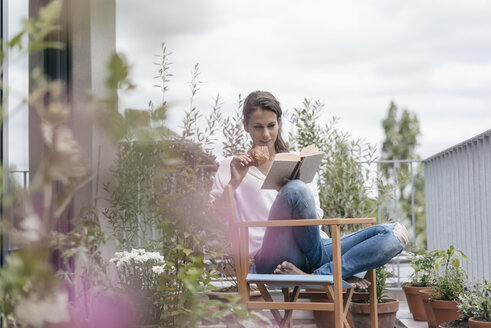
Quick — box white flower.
[149,252,164,262]
[111,248,165,272]
[14,291,70,328]
[132,249,146,255]
[138,254,149,263]
[152,265,164,274]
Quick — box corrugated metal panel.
[424,130,491,281]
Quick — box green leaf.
[434,258,442,269]
[455,250,470,260]
[7,31,25,49]
[452,258,460,269]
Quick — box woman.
[210,91,408,288]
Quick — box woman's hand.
[229,153,253,190]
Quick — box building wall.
[27,0,118,265]
[424,129,491,281]
[69,0,118,265]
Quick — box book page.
[298,152,324,183]
[274,152,301,161]
[299,144,320,156]
[261,160,298,190]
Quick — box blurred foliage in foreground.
[1,1,269,327]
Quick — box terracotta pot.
[349,298,399,328]
[403,284,432,321]
[430,299,461,326]
[312,309,354,328]
[419,288,438,328]
[309,289,353,328]
[469,317,491,328]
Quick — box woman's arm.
[228,153,253,190]
[210,154,253,203]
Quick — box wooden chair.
[217,184,379,328]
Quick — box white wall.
[424,129,491,281]
[69,0,118,264]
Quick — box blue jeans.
[254,180,404,279]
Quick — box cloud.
[429,62,491,95]
[116,0,491,160]
[116,0,230,38]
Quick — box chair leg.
[343,289,354,328]
[257,283,283,324]
[368,269,378,328]
[282,287,291,301]
[280,286,300,327]
[256,286,301,328]
[324,286,353,328]
[282,288,293,328]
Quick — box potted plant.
[458,280,491,328]
[403,248,438,321]
[349,265,399,328]
[420,287,439,328]
[309,287,354,328]
[110,248,166,326]
[430,246,469,326]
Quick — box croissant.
[248,146,270,166]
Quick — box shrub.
[458,280,491,321]
[430,246,469,301]
[353,265,390,303]
[288,99,393,232]
[408,248,438,286]
[376,265,390,303]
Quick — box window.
[3,0,30,188]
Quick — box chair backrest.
[223,185,251,293]
[214,184,248,293]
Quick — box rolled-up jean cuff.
[354,271,367,279]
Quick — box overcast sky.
[116,0,491,160]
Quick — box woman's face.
[244,108,279,153]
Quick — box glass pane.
[5,0,29,189]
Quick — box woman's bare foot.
[274,261,310,275]
[345,276,371,289]
[273,261,371,289]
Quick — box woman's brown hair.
[243,91,289,153]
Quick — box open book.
[261,145,324,190]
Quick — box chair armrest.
[236,218,376,228]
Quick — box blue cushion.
[246,273,353,289]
